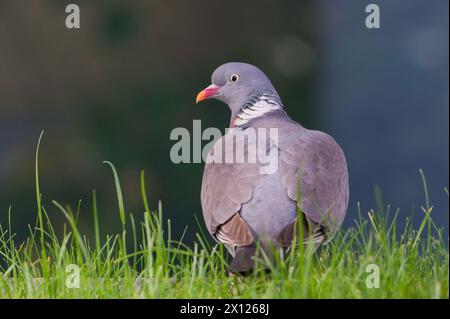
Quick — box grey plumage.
[197,62,349,273]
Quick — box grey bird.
[196,62,349,273]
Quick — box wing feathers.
[276,216,326,248]
[215,213,254,247]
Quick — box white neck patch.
[233,94,282,127]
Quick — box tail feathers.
[229,242,276,274]
[228,245,258,274]
[277,215,326,249]
[229,215,327,274]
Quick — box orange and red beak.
[196,84,220,104]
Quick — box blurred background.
[0,0,448,243]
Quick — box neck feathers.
[232,92,283,127]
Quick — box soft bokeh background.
[0,0,448,242]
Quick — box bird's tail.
[228,243,274,274]
[229,245,257,274]
[229,215,326,274]
[277,215,326,250]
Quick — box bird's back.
[239,165,297,243]
[201,111,349,247]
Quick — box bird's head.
[196,62,280,115]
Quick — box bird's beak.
[196,84,220,104]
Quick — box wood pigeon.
[196,62,349,273]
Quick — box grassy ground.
[0,133,448,298]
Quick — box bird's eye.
[230,74,239,82]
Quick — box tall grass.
[0,133,448,298]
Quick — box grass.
[0,132,448,299]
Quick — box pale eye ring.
[230,74,239,82]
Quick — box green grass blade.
[103,161,126,226]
